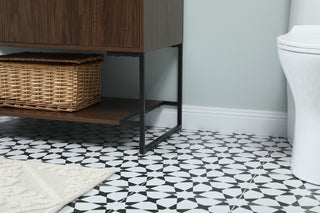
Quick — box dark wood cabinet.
[94,0,140,49]
[0,0,92,45]
[0,0,183,52]
[46,0,92,46]
[0,0,47,44]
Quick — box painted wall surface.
[183,0,290,112]
[0,0,291,112]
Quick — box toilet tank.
[290,0,320,29]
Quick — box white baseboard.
[144,105,287,137]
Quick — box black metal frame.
[108,44,183,154]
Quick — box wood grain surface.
[46,0,91,46]
[94,0,140,48]
[0,0,183,52]
[0,0,47,43]
[0,98,160,125]
[143,0,184,52]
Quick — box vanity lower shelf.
[0,98,161,125]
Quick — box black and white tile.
[0,116,319,213]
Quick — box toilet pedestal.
[292,111,320,185]
[278,28,320,185]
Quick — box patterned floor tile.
[0,117,319,212]
[232,137,320,213]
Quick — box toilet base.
[291,113,320,186]
[292,167,320,186]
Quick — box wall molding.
[145,105,287,137]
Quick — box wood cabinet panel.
[0,0,183,52]
[143,0,184,52]
[94,0,140,48]
[46,0,91,46]
[0,1,4,41]
[0,0,47,43]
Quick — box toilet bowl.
[278,26,320,185]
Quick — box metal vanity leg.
[138,45,183,154]
[107,48,182,154]
[178,44,183,127]
[139,53,146,154]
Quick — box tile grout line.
[230,136,281,213]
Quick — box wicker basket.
[0,52,104,112]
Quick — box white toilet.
[278,0,320,185]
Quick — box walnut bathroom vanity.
[0,0,184,153]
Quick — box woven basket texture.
[0,52,103,112]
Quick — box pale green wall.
[0,0,291,112]
[183,0,290,112]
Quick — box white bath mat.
[0,158,114,213]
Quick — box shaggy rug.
[0,158,114,213]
